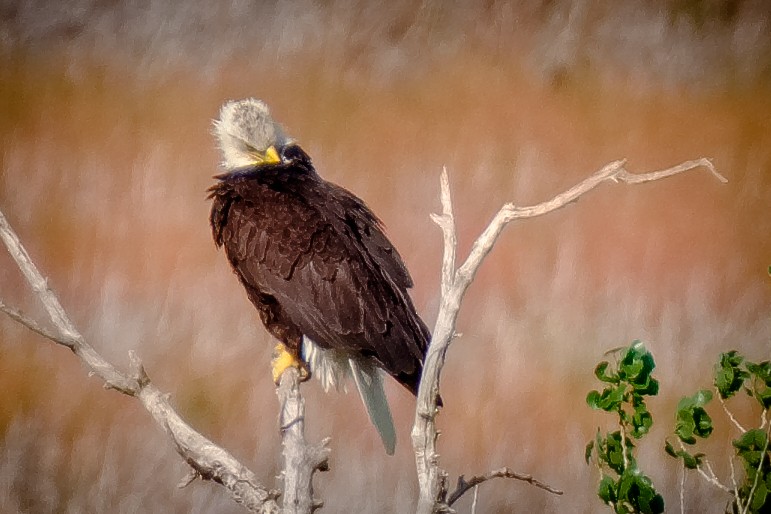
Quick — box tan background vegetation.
[1,1,770,512]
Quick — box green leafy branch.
[667,351,771,513]
[586,341,664,514]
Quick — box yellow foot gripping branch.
[271,343,310,384]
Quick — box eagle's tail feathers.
[349,358,396,455]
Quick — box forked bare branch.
[413,158,726,512]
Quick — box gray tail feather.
[349,358,396,455]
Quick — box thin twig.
[679,442,733,494]
[729,454,741,509]
[446,467,563,506]
[0,301,73,346]
[718,389,748,433]
[619,417,630,471]
[680,464,685,514]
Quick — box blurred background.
[1,1,770,512]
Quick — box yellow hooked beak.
[262,145,281,164]
[245,144,281,166]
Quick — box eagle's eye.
[280,144,309,165]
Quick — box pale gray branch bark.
[413,158,726,513]
[278,367,330,514]
[0,209,287,513]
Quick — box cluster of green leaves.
[585,341,664,514]
[667,351,771,513]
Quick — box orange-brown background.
[1,1,770,512]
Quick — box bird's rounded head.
[213,98,290,170]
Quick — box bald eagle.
[208,99,431,454]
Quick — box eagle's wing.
[219,173,428,386]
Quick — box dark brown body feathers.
[208,146,430,395]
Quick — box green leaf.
[598,474,617,504]
[630,405,653,439]
[617,469,665,514]
[595,361,618,383]
[755,387,771,409]
[751,481,769,512]
[684,452,704,470]
[617,342,659,397]
[664,439,705,469]
[587,390,602,409]
[637,376,660,396]
[746,360,771,409]
[746,361,771,386]
[693,407,714,438]
[733,428,768,452]
[715,351,749,399]
[595,384,628,412]
[733,428,769,471]
[601,431,636,475]
[664,440,678,458]
[675,391,714,444]
[585,440,595,464]
[694,389,713,405]
[677,389,713,410]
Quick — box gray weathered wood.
[278,367,330,514]
[412,158,726,513]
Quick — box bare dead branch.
[0,208,280,513]
[0,210,83,342]
[428,166,456,300]
[0,301,71,345]
[413,158,726,513]
[278,367,330,514]
[446,467,563,507]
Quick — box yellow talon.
[271,343,310,384]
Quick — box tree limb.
[278,367,330,514]
[0,209,281,513]
[446,467,563,506]
[412,158,726,513]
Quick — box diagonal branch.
[413,158,726,513]
[0,208,280,513]
[455,158,725,288]
[446,467,563,506]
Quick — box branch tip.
[128,350,150,387]
[177,469,200,488]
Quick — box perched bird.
[208,98,431,454]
